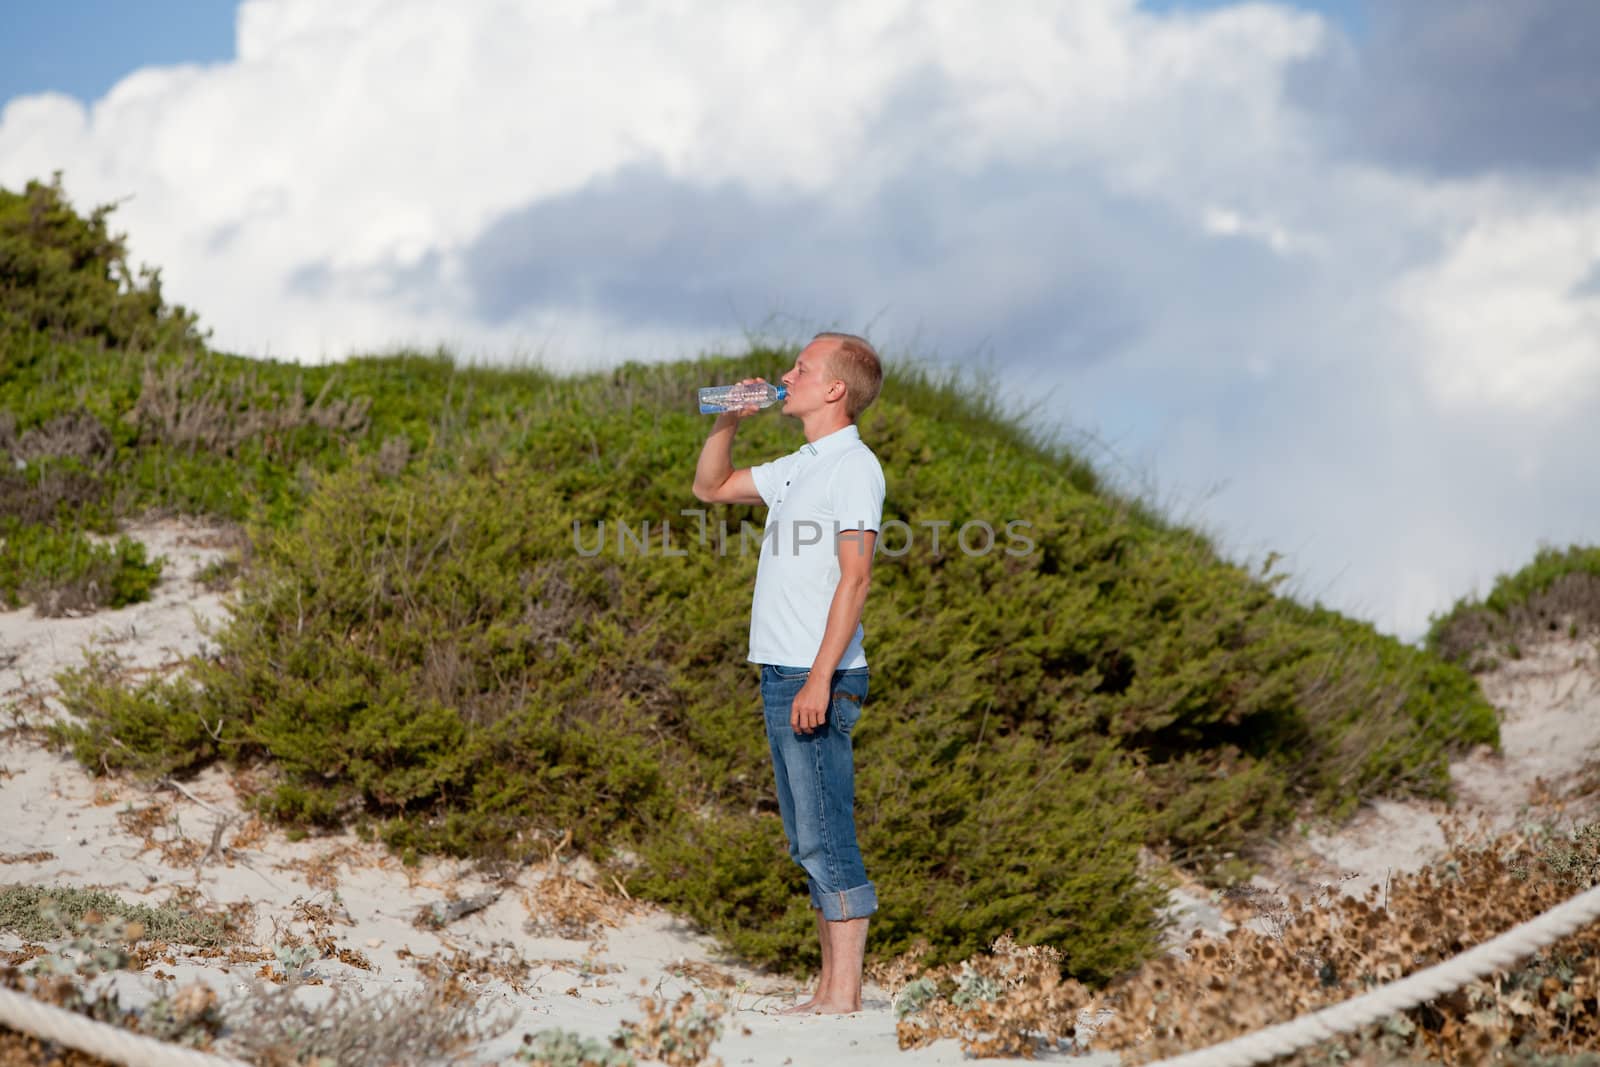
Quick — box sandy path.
[1162,629,1600,936]
[1293,634,1600,897]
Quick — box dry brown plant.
[1084,823,1600,1064]
[0,947,45,969]
[667,959,740,993]
[399,944,538,996]
[887,825,1600,1062]
[274,841,365,890]
[617,992,726,1067]
[115,800,204,866]
[0,851,54,865]
[892,934,1091,1058]
[523,834,639,940]
[0,1024,120,1066]
[523,871,635,940]
[284,899,371,973]
[227,816,268,852]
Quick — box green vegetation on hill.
[4,179,1500,984]
[1428,545,1600,668]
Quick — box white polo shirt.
[747,424,885,669]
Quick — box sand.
[1163,626,1600,938]
[3,516,1596,1064]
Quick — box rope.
[0,985,247,1067]
[1146,882,1600,1067]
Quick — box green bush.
[52,656,211,776]
[0,521,162,615]
[0,175,202,351]
[1428,544,1600,666]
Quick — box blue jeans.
[760,664,877,921]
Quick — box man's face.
[780,340,841,417]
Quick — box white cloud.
[0,0,1327,358]
[1,0,1597,639]
[1393,202,1600,413]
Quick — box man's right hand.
[719,376,770,421]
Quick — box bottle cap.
[776,386,788,400]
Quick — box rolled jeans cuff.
[810,878,878,921]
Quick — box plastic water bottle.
[698,382,787,414]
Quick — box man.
[692,332,886,1015]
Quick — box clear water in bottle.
[698,382,787,414]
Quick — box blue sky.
[2,0,1597,640]
[0,1,235,105]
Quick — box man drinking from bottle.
[691,331,886,1014]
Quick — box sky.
[2,0,1597,641]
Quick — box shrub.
[0,175,201,351]
[0,523,162,615]
[0,884,229,948]
[1428,545,1600,667]
[52,656,216,777]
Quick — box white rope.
[0,985,248,1067]
[1147,882,1600,1067]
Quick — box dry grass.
[272,842,367,891]
[0,851,54,865]
[223,975,504,1067]
[522,838,639,941]
[399,944,539,996]
[129,355,370,459]
[114,800,205,867]
[2,409,115,470]
[1434,572,1600,671]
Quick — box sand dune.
[3,518,1595,1064]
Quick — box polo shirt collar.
[800,424,860,457]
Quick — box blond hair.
[814,332,883,420]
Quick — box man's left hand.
[791,676,830,734]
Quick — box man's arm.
[790,529,876,734]
[693,381,768,505]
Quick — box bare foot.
[804,999,861,1015]
[790,998,857,1017]
[777,997,819,1015]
